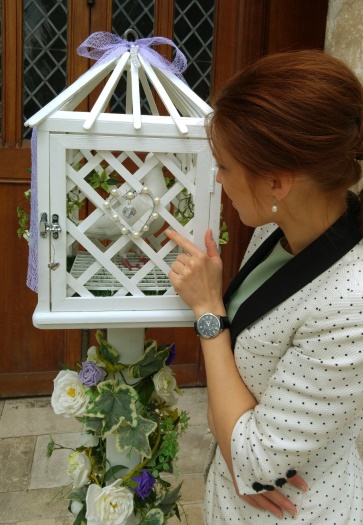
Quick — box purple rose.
[78,361,107,386]
[132,470,156,500]
[165,343,176,366]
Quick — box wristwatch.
[194,313,230,339]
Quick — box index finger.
[165,229,200,255]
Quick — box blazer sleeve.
[230,292,363,495]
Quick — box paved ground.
[2,387,363,525]
[0,387,210,525]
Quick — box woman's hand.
[165,229,224,316]
[238,474,308,519]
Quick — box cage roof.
[24,42,212,136]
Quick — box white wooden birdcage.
[25,35,221,329]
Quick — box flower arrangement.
[47,330,189,525]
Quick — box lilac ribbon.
[77,32,187,80]
[27,127,38,292]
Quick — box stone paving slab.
[0,436,36,492]
[176,387,208,427]
[29,433,81,490]
[178,425,211,475]
[0,488,70,523]
[0,401,5,418]
[0,398,82,439]
[2,514,74,525]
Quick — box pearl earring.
[272,196,278,213]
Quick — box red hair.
[207,50,363,209]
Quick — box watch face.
[197,314,221,338]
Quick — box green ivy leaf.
[128,340,170,379]
[86,381,138,437]
[95,330,120,365]
[67,486,88,502]
[160,482,182,505]
[73,503,87,525]
[133,377,155,406]
[116,415,157,458]
[142,508,164,525]
[106,178,119,185]
[78,415,104,436]
[103,464,128,483]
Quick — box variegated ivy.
[48,330,190,525]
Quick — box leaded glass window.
[23,0,68,138]
[174,0,215,104]
[111,0,154,114]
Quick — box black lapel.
[226,196,362,349]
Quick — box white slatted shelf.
[69,251,178,293]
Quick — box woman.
[166,50,363,523]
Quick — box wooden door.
[0,0,328,397]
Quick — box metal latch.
[40,212,61,239]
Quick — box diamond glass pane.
[23,0,68,139]
[111,0,154,114]
[174,0,215,103]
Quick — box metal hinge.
[40,212,61,239]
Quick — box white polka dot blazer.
[205,195,363,524]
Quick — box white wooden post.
[106,328,145,525]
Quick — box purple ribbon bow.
[77,32,187,80]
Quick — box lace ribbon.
[77,32,187,79]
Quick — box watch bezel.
[195,313,223,339]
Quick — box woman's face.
[214,144,272,228]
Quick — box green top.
[227,238,294,321]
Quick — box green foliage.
[128,340,171,379]
[16,206,30,239]
[116,416,157,458]
[142,508,165,525]
[48,334,188,524]
[86,380,138,436]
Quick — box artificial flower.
[78,361,107,386]
[51,369,88,417]
[132,469,156,499]
[165,343,176,366]
[70,499,83,516]
[87,345,107,368]
[85,479,134,525]
[67,450,92,489]
[152,366,178,406]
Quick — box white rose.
[80,432,99,448]
[86,479,134,525]
[152,366,178,406]
[67,450,92,489]
[70,499,84,516]
[51,369,88,417]
[87,346,106,368]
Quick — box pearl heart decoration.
[104,186,161,239]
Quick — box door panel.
[0,0,328,396]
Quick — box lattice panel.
[65,148,195,298]
[47,132,213,312]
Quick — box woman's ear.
[270,172,293,201]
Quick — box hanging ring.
[124,29,139,42]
